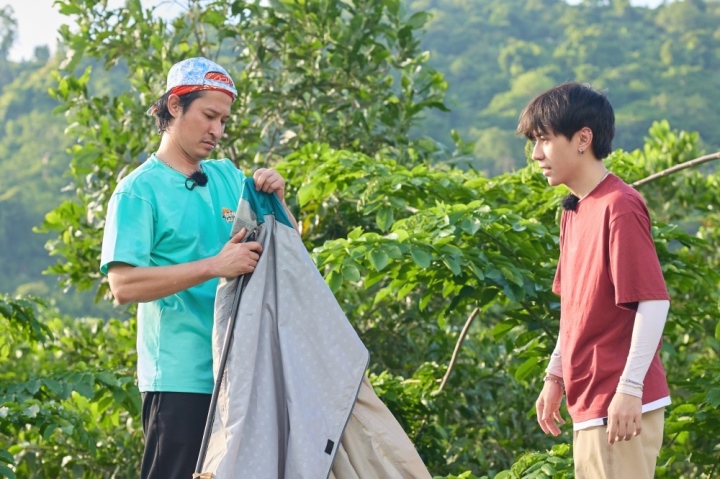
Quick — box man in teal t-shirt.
[100,57,297,479]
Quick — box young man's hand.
[536,375,566,436]
[606,392,642,445]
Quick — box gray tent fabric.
[197,179,430,479]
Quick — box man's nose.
[531,142,544,161]
[210,120,224,138]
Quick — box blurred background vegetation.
[1,0,719,312]
[0,0,719,478]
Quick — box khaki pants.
[573,408,664,479]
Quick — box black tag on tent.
[324,439,334,455]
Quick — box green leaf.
[326,270,342,293]
[58,3,83,15]
[419,292,433,311]
[443,256,462,275]
[42,423,58,441]
[341,263,361,282]
[23,404,40,418]
[297,183,319,206]
[373,288,392,305]
[73,375,95,398]
[407,12,430,29]
[514,357,539,382]
[468,262,484,281]
[390,228,409,241]
[96,371,118,386]
[540,464,557,476]
[410,247,432,269]
[383,244,403,259]
[441,279,456,298]
[43,379,64,396]
[369,249,390,271]
[376,207,394,232]
[706,389,720,408]
[348,227,363,240]
[364,270,386,288]
[0,463,16,479]
[492,321,515,339]
[460,218,481,235]
[671,403,697,414]
[397,281,417,299]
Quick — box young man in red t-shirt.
[517,82,671,478]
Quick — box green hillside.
[413,0,720,174]
[0,6,118,316]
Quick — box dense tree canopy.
[3,0,720,300]
[0,0,719,478]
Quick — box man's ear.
[577,127,593,153]
[167,94,182,118]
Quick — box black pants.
[141,391,212,479]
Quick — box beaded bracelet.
[543,375,565,390]
[618,377,644,389]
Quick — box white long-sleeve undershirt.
[545,299,670,398]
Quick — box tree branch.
[414,306,479,443]
[438,307,480,393]
[708,457,718,479]
[632,151,720,188]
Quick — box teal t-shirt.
[101,155,244,393]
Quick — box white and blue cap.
[148,57,237,115]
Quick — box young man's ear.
[577,127,593,154]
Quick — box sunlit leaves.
[1,297,142,477]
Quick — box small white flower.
[24,404,40,418]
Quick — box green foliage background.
[0,0,719,478]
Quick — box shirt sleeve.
[100,192,155,275]
[545,338,563,377]
[616,299,670,398]
[608,210,669,309]
[552,258,561,296]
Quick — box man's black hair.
[151,90,205,133]
[517,82,615,160]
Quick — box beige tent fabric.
[330,376,432,479]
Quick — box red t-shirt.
[553,174,670,423]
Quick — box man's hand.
[211,228,263,278]
[253,168,286,201]
[606,392,642,445]
[252,168,300,232]
[536,375,566,436]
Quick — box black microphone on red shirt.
[562,194,580,211]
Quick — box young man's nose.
[531,142,544,161]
